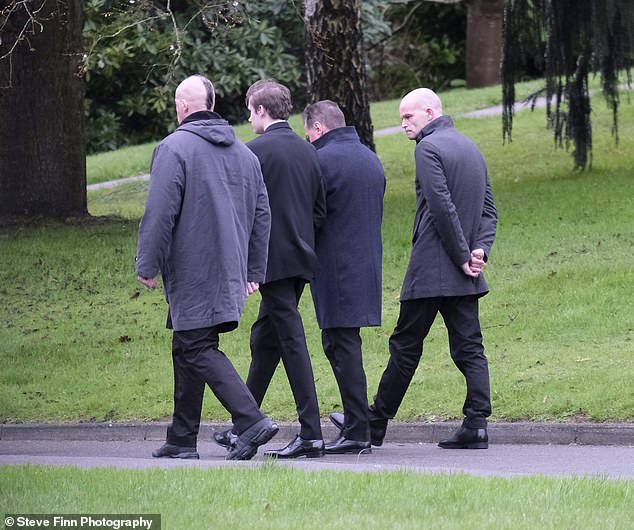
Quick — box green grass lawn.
[2,84,633,424]
[86,78,550,185]
[1,466,632,530]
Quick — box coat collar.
[181,110,222,126]
[312,126,359,150]
[416,115,454,143]
[263,121,291,134]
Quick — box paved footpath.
[86,97,550,192]
[1,422,633,479]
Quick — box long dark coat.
[136,111,271,331]
[246,122,326,283]
[310,126,386,329]
[400,115,497,301]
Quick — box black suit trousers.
[322,327,370,442]
[373,296,491,429]
[166,326,264,447]
[247,277,322,440]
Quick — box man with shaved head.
[365,87,498,449]
[136,75,279,461]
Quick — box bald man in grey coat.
[136,75,278,461]
[366,88,498,449]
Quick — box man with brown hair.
[213,80,326,459]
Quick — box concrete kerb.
[2,421,633,446]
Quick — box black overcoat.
[247,122,326,283]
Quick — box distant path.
[87,99,531,192]
[90,85,634,191]
[87,173,151,191]
[373,96,549,138]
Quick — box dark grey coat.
[310,126,386,329]
[400,115,497,301]
[136,111,271,331]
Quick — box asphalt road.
[2,438,633,479]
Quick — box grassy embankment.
[1,82,633,423]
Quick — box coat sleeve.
[474,172,498,260]
[313,174,327,231]
[416,143,470,269]
[135,143,185,279]
[247,165,271,283]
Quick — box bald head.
[174,75,215,124]
[399,88,443,140]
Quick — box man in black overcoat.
[368,88,498,449]
[303,100,385,454]
[214,80,326,459]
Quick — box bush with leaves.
[366,1,467,100]
[83,0,302,153]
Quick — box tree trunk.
[465,0,503,88]
[0,0,87,219]
[304,0,375,151]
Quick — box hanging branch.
[502,0,633,170]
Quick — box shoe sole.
[227,423,279,461]
[152,451,199,459]
[438,442,488,449]
[264,449,325,459]
[325,447,372,455]
[329,413,344,431]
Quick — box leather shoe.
[329,412,345,430]
[325,435,371,454]
[227,418,279,461]
[264,435,324,459]
[438,427,488,449]
[329,411,387,447]
[152,442,199,459]
[213,428,237,451]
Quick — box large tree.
[0,0,291,218]
[304,0,375,150]
[502,0,633,169]
[425,0,504,88]
[0,0,87,219]
[465,0,504,87]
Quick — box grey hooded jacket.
[136,111,271,331]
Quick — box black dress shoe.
[325,435,371,454]
[152,442,199,459]
[329,411,387,447]
[213,428,237,451]
[438,427,488,449]
[329,412,345,430]
[227,418,279,461]
[264,435,325,459]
